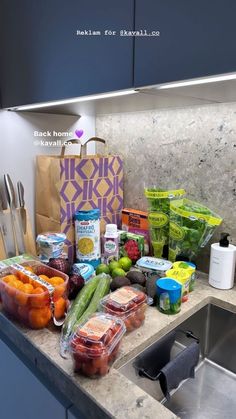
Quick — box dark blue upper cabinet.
[134,0,236,87]
[0,0,134,108]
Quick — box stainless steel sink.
[119,304,236,419]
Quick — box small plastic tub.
[70,313,126,378]
[136,257,172,280]
[173,261,196,292]
[156,278,182,314]
[0,260,68,329]
[166,268,191,302]
[100,286,147,332]
[36,232,66,262]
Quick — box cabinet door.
[0,338,67,419]
[134,0,236,87]
[68,406,86,419]
[0,0,134,108]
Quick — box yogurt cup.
[136,257,172,280]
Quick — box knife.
[4,174,20,256]
[17,181,27,234]
[0,190,8,257]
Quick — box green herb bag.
[169,199,222,262]
[144,188,185,258]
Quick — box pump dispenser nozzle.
[219,233,230,247]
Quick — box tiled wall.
[96,102,236,272]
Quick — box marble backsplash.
[96,102,236,272]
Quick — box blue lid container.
[156,278,182,303]
[72,263,95,282]
[74,209,100,221]
[156,278,182,314]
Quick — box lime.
[111,268,126,278]
[109,260,120,272]
[118,256,132,272]
[96,264,110,275]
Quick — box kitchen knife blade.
[17,181,27,234]
[0,190,8,257]
[4,174,23,255]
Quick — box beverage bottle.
[103,224,119,263]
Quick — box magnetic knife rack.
[0,208,36,260]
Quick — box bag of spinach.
[144,188,185,259]
[169,199,222,262]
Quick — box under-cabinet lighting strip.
[155,72,236,90]
[9,89,137,111]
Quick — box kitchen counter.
[0,273,236,419]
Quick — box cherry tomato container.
[100,286,147,333]
[70,313,126,378]
[0,260,69,329]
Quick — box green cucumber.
[60,275,101,357]
[73,275,110,331]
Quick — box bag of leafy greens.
[169,198,222,262]
[144,188,185,258]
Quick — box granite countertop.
[0,273,236,419]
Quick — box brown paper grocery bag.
[36,138,123,262]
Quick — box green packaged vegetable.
[144,188,185,258]
[169,199,222,262]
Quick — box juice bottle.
[103,224,119,263]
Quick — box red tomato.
[93,355,108,369]
[125,318,134,332]
[74,360,82,372]
[82,362,98,377]
[90,342,103,355]
[98,363,109,376]
[131,317,142,329]
[103,329,113,345]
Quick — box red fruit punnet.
[124,240,141,262]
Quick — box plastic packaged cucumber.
[169,199,222,262]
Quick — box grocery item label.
[80,317,113,340]
[148,212,168,228]
[75,219,101,261]
[110,288,137,305]
[136,257,172,272]
[159,293,170,310]
[170,199,222,226]
[11,263,55,294]
[145,189,185,199]
[104,240,117,254]
[169,222,185,241]
[0,254,33,271]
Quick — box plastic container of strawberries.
[100,286,147,332]
[70,313,126,378]
[0,259,68,329]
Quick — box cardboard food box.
[122,208,150,254]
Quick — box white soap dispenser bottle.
[209,233,236,289]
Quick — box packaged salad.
[144,188,185,258]
[169,199,222,262]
